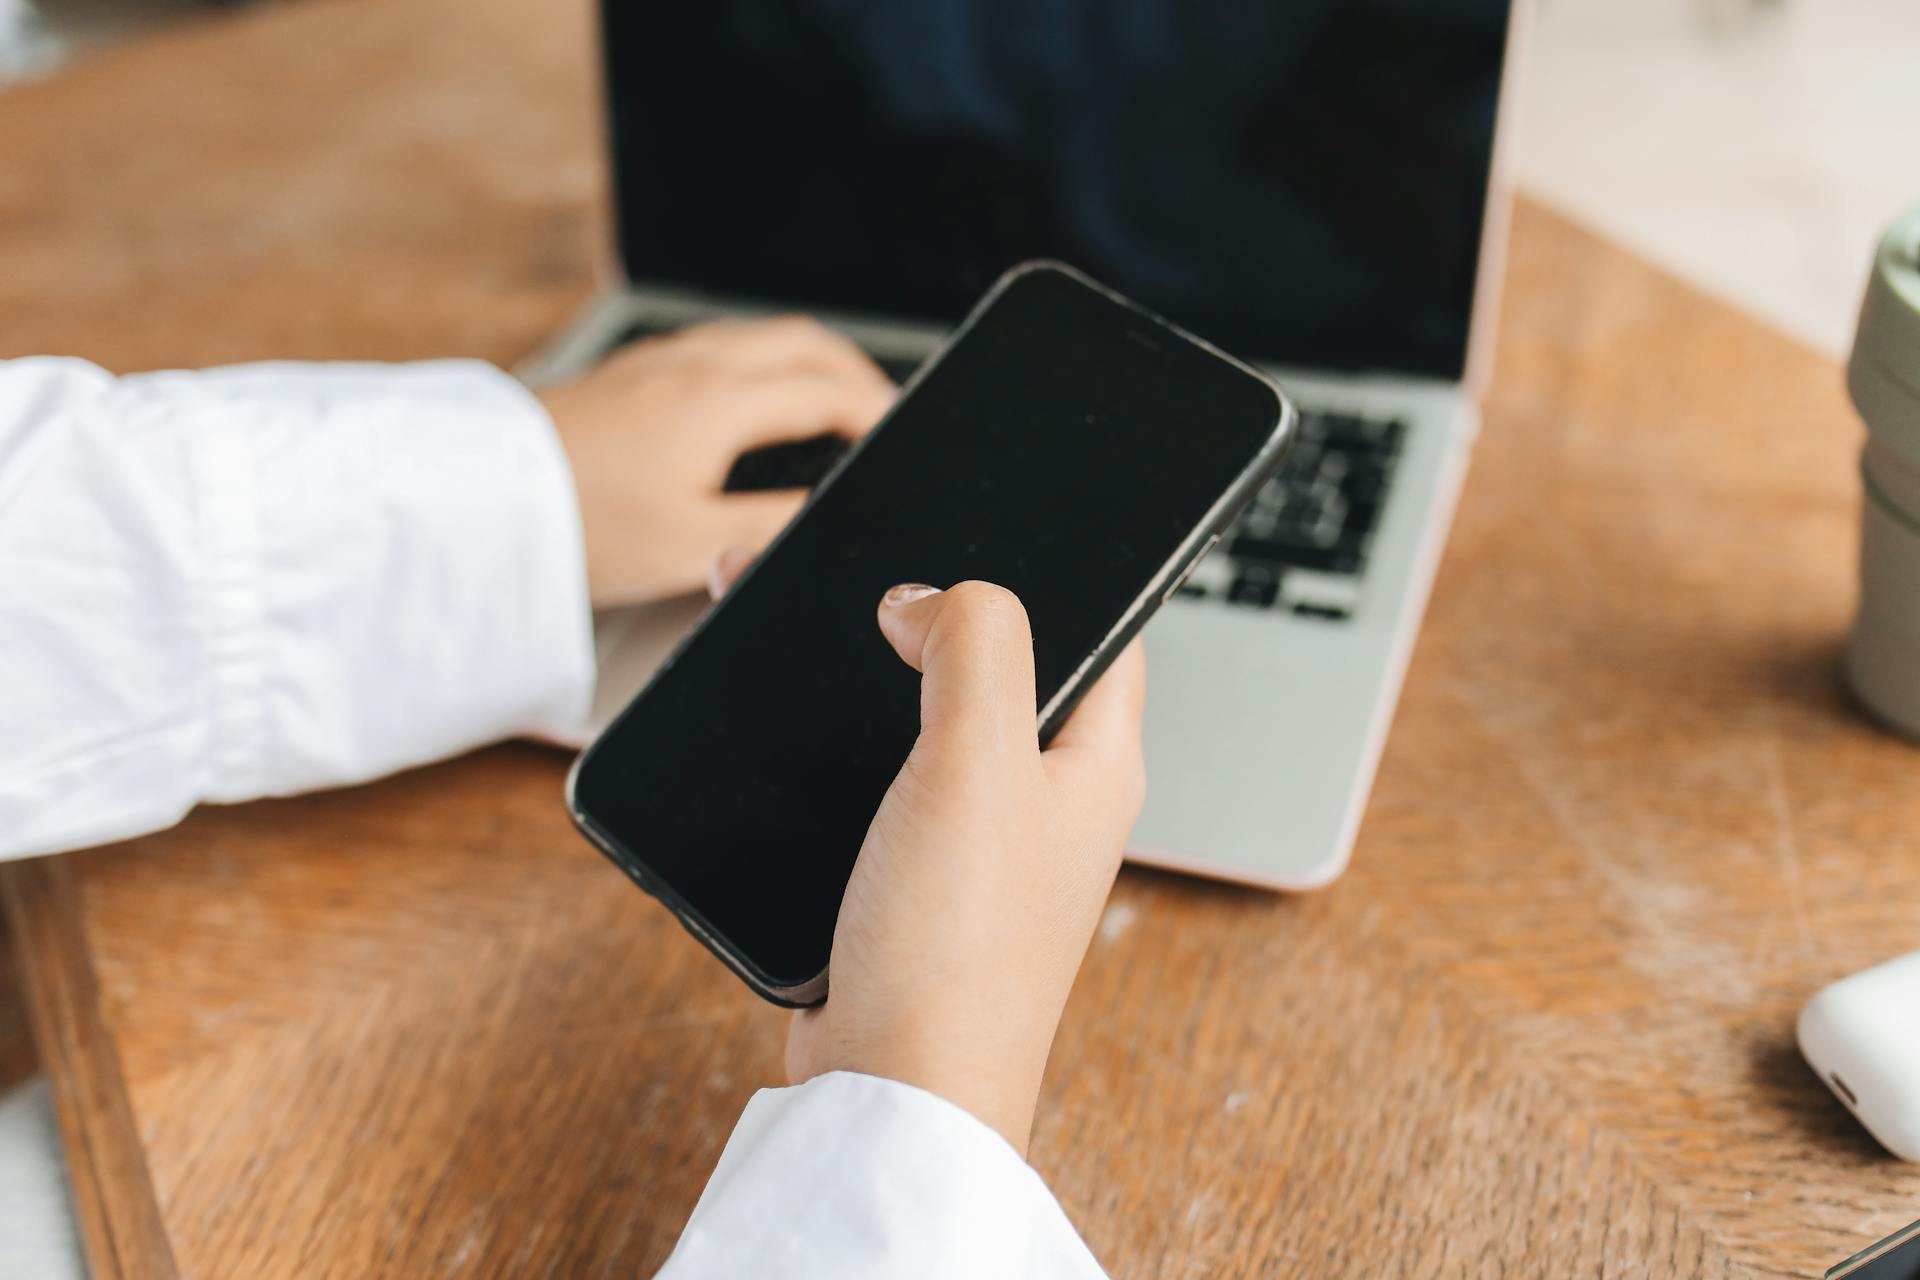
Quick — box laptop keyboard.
[1178,408,1406,621]
[603,321,1401,619]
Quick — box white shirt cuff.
[661,1071,1107,1280]
[179,358,597,798]
[0,357,595,858]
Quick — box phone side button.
[1162,533,1222,604]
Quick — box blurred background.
[1514,0,1920,359]
[28,0,1916,356]
[4,0,1914,356]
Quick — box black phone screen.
[571,266,1284,991]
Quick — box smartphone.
[1827,1217,1920,1280]
[567,262,1294,1005]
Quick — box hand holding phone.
[569,262,1293,1004]
[746,578,1147,1154]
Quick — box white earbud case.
[1798,949,1920,1162]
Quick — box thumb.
[876,581,1039,754]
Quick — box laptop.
[526,0,1523,890]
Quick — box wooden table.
[5,0,1919,1275]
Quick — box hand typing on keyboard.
[538,316,896,607]
[609,320,926,493]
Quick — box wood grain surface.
[5,0,1920,1275]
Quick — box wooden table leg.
[1,897,38,1094]
[1,857,178,1280]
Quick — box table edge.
[2,856,178,1280]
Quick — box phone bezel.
[566,260,1296,1006]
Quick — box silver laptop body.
[528,0,1525,889]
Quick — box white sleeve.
[0,356,595,860]
[659,1071,1107,1280]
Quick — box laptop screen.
[602,0,1513,380]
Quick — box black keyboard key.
[1277,438,1321,475]
[1228,534,1307,564]
[1224,534,1270,560]
[1317,412,1372,445]
[1344,464,1388,506]
[723,432,851,492]
[1231,536,1361,576]
[1228,566,1281,608]
[1345,499,1382,536]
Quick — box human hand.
[539,316,893,607]
[708,560,1147,1155]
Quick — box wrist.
[536,384,610,606]
[793,1011,1048,1156]
[863,1061,1042,1157]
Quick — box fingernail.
[882,582,941,607]
[706,555,730,602]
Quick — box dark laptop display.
[601,0,1513,380]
